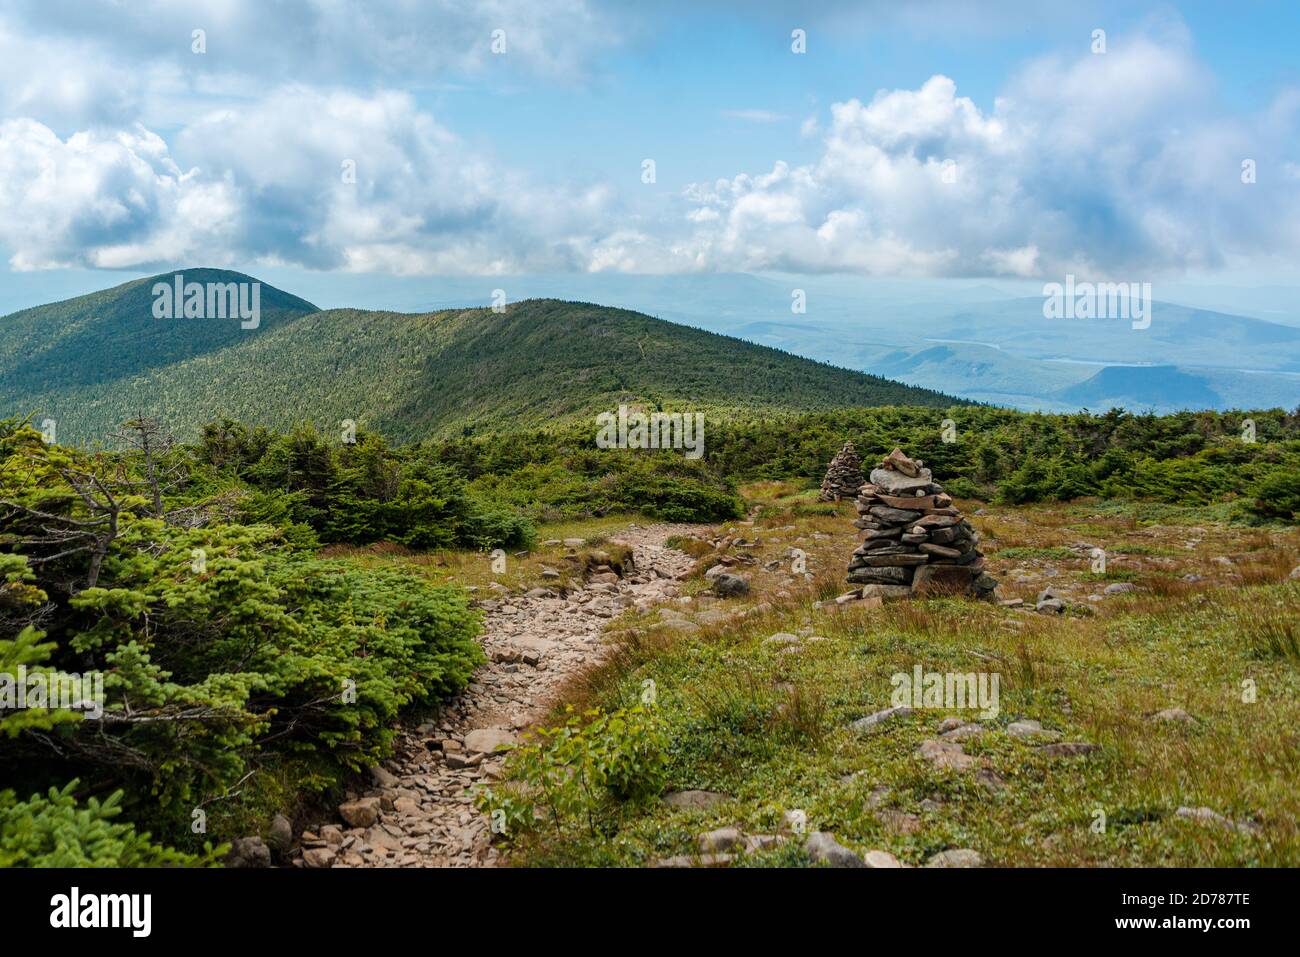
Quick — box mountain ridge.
[0,269,962,444]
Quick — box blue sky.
[0,0,1297,311]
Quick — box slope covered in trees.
[0,271,960,444]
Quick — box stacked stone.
[818,441,866,502]
[847,448,997,600]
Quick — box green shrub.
[1250,470,1300,522]
[476,705,667,840]
[0,422,485,852]
[0,781,214,867]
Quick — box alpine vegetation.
[596,404,705,459]
[891,665,1001,719]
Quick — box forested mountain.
[0,270,959,443]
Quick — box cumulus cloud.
[0,120,239,270]
[0,90,621,273]
[675,37,1300,278]
[0,18,1295,279]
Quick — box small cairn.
[845,448,997,601]
[819,441,865,502]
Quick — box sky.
[0,0,1298,312]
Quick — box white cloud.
[0,89,623,274]
[0,120,239,270]
[671,38,1300,278]
[0,18,1296,281]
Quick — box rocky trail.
[291,522,701,868]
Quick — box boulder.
[803,831,866,868]
[711,573,750,598]
[338,797,381,828]
[463,728,517,755]
[925,848,984,868]
[224,836,272,868]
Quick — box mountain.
[0,270,960,444]
[1054,365,1223,410]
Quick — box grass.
[321,512,659,594]
[395,487,1300,867]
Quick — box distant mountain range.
[0,270,958,444]
[611,275,1300,414]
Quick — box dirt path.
[294,522,702,868]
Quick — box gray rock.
[869,467,934,495]
[698,826,745,853]
[847,565,911,585]
[1175,805,1229,827]
[654,853,735,868]
[850,705,913,733]
[225,836,272,868]
[804,831,866,868]
[711,573,750,597]
[463,728,517,755]
[917,739,975,771]
[444,751,482,769]
[764,632,801,647]
[1036,593,1066,614]
[863,849,904,868]
[1036,742,1099,757]
[663,789,731,810]
[941,722,984,742]
[744,833,785,853]
[1175,806,1258,833]
[267,813,293,853]
[868,505,925,524]
[859,583,914,601]
[1006,719,1056,740]
[925,848,983,868]
[1103,582,1137,595]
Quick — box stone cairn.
[846,448,997,600]
[818,441,865,502]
